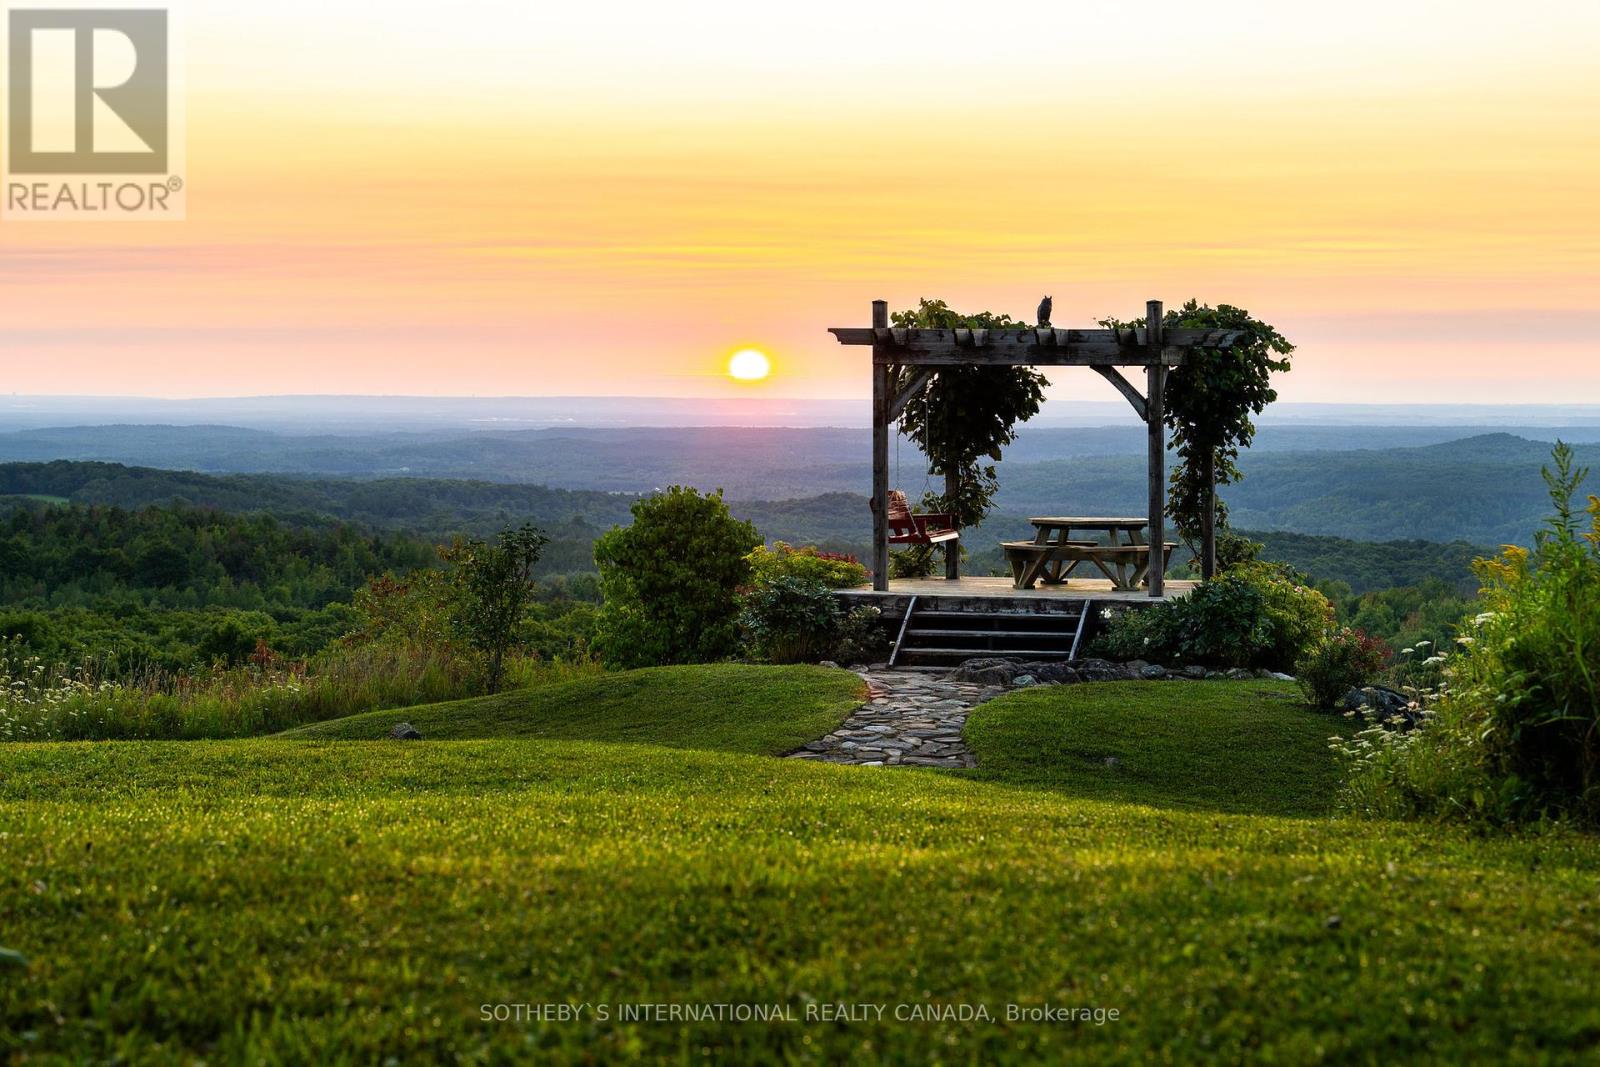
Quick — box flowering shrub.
[1295,627,1389,708]
[1336,443,1600,826]
[746,542,869,588]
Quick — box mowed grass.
[2,670,1599,1064]
[966,680,1348,815]
[282,663,864,754]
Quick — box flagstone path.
[785,669,1005,768]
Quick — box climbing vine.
[890,299,1048,530]
[1111,300,1293,558]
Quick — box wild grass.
[0,638,601,741]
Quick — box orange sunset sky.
[2,0,1598,404]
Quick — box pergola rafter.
[831,299,1246,595]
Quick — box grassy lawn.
[2,669,1598,1063]
[282,663,864,754]
[966,680,1349,816]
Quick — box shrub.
[746,542,868,588]
[1337,443,1600,826]
[834,605,889,665]
[740,576,843,664]
[1296,627,1389,708]
[1093,563,1333,671]
[593,487,761,669]
[888,546,936,579]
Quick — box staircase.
[890,596,1094,669]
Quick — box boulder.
[1071,658,1134,683]
[1138,664,1168,680]
[1029,663,1081,685]
[388,722,423,740]
[1182,665,1208,680]
[1013,674,1038,688]
[1225,668,1254,680]
[947,658,1020,686]
[1342,686,1422,729]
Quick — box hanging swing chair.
[884,489,960,546]
[877,406,960,547]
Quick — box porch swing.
[883,418,959,548]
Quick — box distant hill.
[0,460,1503,592]
[1,422,1595,506]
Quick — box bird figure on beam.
[1036,295,1052,327]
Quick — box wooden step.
[902,646,1075,662]
[904,628,1074,641]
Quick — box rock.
[948,658,1019,686]
[1139,664,1168,680]
[1205,670,1228,680]
[1126,659,1150,671]
[1225,668,1254,680]
[1182,665,1208,680]
[1267,671,1295,682]
[1070,658,1132,683]
[1032,664,1081,686]
[1345,685,1422,728]
[819,660,841,670]
[388,722,422,740]
[1013,674,1037,688]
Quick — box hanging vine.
[890,299,1048,529]
[1108,300,1294,559]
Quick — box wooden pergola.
[830,299,1246,597]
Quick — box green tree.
[890,299,1048,530]
[1115,301,1293,573]
[441,524,549,692]
[593,487,760,668]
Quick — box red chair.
[884,490,960,546]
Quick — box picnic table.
[1002,516,1175,591]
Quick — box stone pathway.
[786,669,1004,768]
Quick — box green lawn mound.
[5,678,1600,1063]
[967,680,1346,816]
[281,663,864,755]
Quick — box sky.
[1,0,1597,404]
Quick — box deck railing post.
[870,299,890,591]
[1145,300,1166,598]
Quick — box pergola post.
[870,299,890,591]
[1145,300,1166,598]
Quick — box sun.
[727,348,771,382]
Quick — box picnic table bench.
[1003,516,1176,591]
